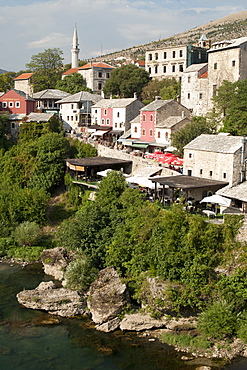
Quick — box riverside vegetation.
[1,113,247,359]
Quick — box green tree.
[26,48,64,92]
[213,79,247,135]
[0,72,16,92]
[103,64,150,98]
[13,221,40,246]
[55,73,91,94]
[171,116,217,157]
[141,77,181,104]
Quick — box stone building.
[14,73,33,96]
[181,36,247,116]
[33,89,71,114]
[183,134,247,187]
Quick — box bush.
[198,300,237,340]
[13,221,41,246]
[64,255,98,291]
[236,310,247,343]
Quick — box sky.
[0,0,247,72]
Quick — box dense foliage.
[141,77,181,104]
[55,73,92,94]
[103,64,150,98]
[26,48,64,92]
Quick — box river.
[0,262,246,370]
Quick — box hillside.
[92,11,247,62]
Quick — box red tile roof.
[14,73,33,80]
[78,62,114,70]
[62,68,78,76]
[198,71,208,78]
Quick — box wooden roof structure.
[151,175,228,190]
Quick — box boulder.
[96,317,121,332]
[87,267,129,325]
[41,247,71,281]
[120,313,167,331]
[17,281,87,317]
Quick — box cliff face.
[92,11,247,62]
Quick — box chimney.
[134,92,137,99]
[155,96,162,100]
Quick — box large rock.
[120,313,167,331]
[41,247,71,281]
[87,267,129,325]
[17,281,87,317]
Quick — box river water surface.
[0,262,246,370]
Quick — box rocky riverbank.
[15,247,247,367]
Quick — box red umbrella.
[170,157,184,166]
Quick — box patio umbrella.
[200,194,231,207]
[171,157,184,166]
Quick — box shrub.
[13,221,41,246]
[198,300,237,340]
[64,255,98,291]
[236,310,247,343]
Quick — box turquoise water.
[0,262,243,370]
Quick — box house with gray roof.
[183,134,247,187]
[33,89,71,114]
[57,91,103,132]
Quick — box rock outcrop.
[120,313,167,331]
[17,281,87,317]
[41,247,71,281]
[87,267,129,325]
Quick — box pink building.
[0,89,36,115]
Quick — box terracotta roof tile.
[14,73,33,80]
[78,62,114,70]
[62,68,78,76]
[198,71,208,78]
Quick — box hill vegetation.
[92,11,247,62]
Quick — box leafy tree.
[0,114,10,150]
[26,48,64,92]
[141,77,181,104]
[68,138,97,158]
[55,73,91,94]
[0,72,16,92]
[96,171,127,207]
[213,79,247,135]
[171,116,217,157]
[103,64,150,98]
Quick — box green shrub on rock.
[64,255,98,291]
[13,221,41,247]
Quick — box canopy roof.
[200,194,231,207]
[150,175,228,190]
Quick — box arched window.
[150,114,153,122]
[150,129,153,136]
[106,118,110,125]
[142,114,146,121]
[134,126,138,133]
[101,118,105,125]
[165,132,169,138]
[157,131,161,138]
[142,129,146,136]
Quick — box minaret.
[71,25,79,68]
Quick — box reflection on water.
[0,262,244,370]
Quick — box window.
[104,109,107,115]
[198,52,201,60]
[179,65,183,72]
[98,72,102,78]
[95,109,97,113]
[214,62,217,70]
[149,129,153,136]
[188,93,190,99]
[117,112,120,117]
[15,101,20,108]
[148,67,151,74]
[12,122,15,129]
[213,85,217,97]
[172,65,175,72]
[115,123,117,128]
[163,66,166,73]
[157,132,161,138]
[106,118,110,125]
[142,129,146,135]
[49,100,52,108]
[209,171,213,177]
[106,72,110,78]
[223,172,227,179]
[188,76,191,83]
[2,102,7,108]
[232,60,236,67]
[188,170,192,176]
[165,132,169,138]
[71,104,74,109]
[9,101,14,108]
[134,126,138,133]
[75,115,78,121]
[101,118,105,124]
[149,54,152,61]
[179,50,183,57]
[189,153,192,158]
[150,114,153,122]
[155,66,158,74]
[200,169,203,175]
[143,114,146,122]
[155,52,158,60]
[67,116,69,121]
[98,82,102,90]
[95,117,98,124]
[173,51,176,58]
[199,93,203,99]
[164,52,167,59]
[71,116,73,121]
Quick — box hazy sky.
[0,0,247,71]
